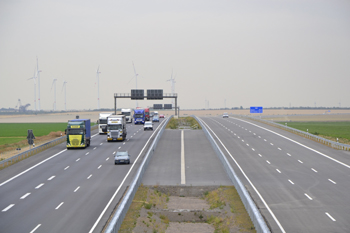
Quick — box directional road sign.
[250,106,263,113]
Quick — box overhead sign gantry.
[114,89,178,115]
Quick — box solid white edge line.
[325,212,336,221]
[0,149,67,187]
[233,117,350,169]
[199,118,286,233]
[88,118,167,233]
[29,224,41,233]
[181,130,186,184]
[2,204,15,212]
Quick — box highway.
[2,115,350,233]
[199,116,350,233]
[0,119,165,233]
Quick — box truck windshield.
[108,125,122,130]
[99,119,107,124]
[68,129,84,135]
[135,114,143,118]
[122,112,131,116]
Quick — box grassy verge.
[166,117,202,129]
[277,121,350,144]
[205,186,256,233]
[119,185,169,233]
[0,123,68,145]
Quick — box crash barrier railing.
[238,115,350,151]
[0,125,98,168]
[194,116,271,233]
[105,116,171,233]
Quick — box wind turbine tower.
[36,57,42,111]
[51,78,57,111]
[62,81,67,111]
[28,68,37,111]
[132,62,139,108]
[96,66,101,109]
[166,70,176,105]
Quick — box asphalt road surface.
[0,119,165,233]
[142,129,232,186]
[199,116,350,233]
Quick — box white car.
[114,151,130,165]
[223,112,229,118]
[144,121,153,131]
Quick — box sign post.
[27,129,35,149]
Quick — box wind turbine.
[27,67,37,111]
[51,78,57,111]
[166,70,176,105]
[36,57,42,111]
[62,81,67,111]
[96,66,101,109]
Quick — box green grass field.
[0,123,67,146]
[277,121,350,142]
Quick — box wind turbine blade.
[132,61,137,76]
[127,76,135,84]
[51,79,55,91]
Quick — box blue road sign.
[250,106,263,113]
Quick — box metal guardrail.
[194,116,271,233]
[0,125,98,168]
[240,115,350,151]
[105,116,171,233]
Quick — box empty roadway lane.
[199,116,350,233]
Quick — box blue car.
[152,115,159,122]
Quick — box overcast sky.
[1,0,349,111]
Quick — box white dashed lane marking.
[74,186,80,192]
[328,179,336,184]
[288,180,294,185]
[305,193,313,200]
[35,183,44,189]
[20,193,31,199]
[2,204,15,212]
[55,202,64,210]
[48,176,55,181]
[325,212,336,221]
[64,166,69,170]
[30,224,41,233]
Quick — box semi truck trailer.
[121,109,133,123]
[106,115,127,141]
[98,112,112,134]
[66,119,91,149]
[134,109,145,124]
